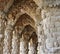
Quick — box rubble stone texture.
[0,0,60,54]
[11,28,19,54]
[20,36,28,54]
[41,8,60,54]
[28,38,37,54]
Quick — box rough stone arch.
[21,24,35,40]
[11,12,37,54]
[20,24,37,54]
[14,13,36,35]
[15,13,35,27]
[28,32,38,54]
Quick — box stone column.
[20,35,28,54]
[28,39,36,54]
[3,14,15,54]
[11,27,20,54]
[36,23,45,54]
[0,11,6,54]
[3,25,13,54]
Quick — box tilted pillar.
[3,14,14,54]
[3,25,13,54]
[3,9,25,54]
[20,35,28,54]
[11,27,20,54]
[28,32,37,54]
[28,39,36,54]
[0,11,6,54]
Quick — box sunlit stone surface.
[0,0,60,54]
[11,28,19,54]
[20,35,28,54]
[28,39,36,54]
[3,25,12,54]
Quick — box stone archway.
[10,13,36,54]
[28,32,38,54]
[20,24,36,54]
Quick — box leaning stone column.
[3,25,13,54]
[11,27,20,54]
[20,35,28,54]
[36,23,45,54]
[3,14,14,54]
[28,39,36,54]
[3,12,25,54]
[0,11,6,54]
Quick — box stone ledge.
[43,0,60,7]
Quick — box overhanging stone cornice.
[33,0,60,8]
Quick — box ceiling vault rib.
[4,0,14,13]
[14,11,25,26]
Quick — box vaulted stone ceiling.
[0,1,39,54]
[1,0,59,26]
[15,13,35,27]
[0,0,42,26]
[0,0,40,38]
[8,0,39,23]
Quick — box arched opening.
[28,32,38,54]
[20,25,35,54]
[15,13,35,27]
[11,13,37,54]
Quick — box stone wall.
[0,0,60,54]
[40,8,60,54]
